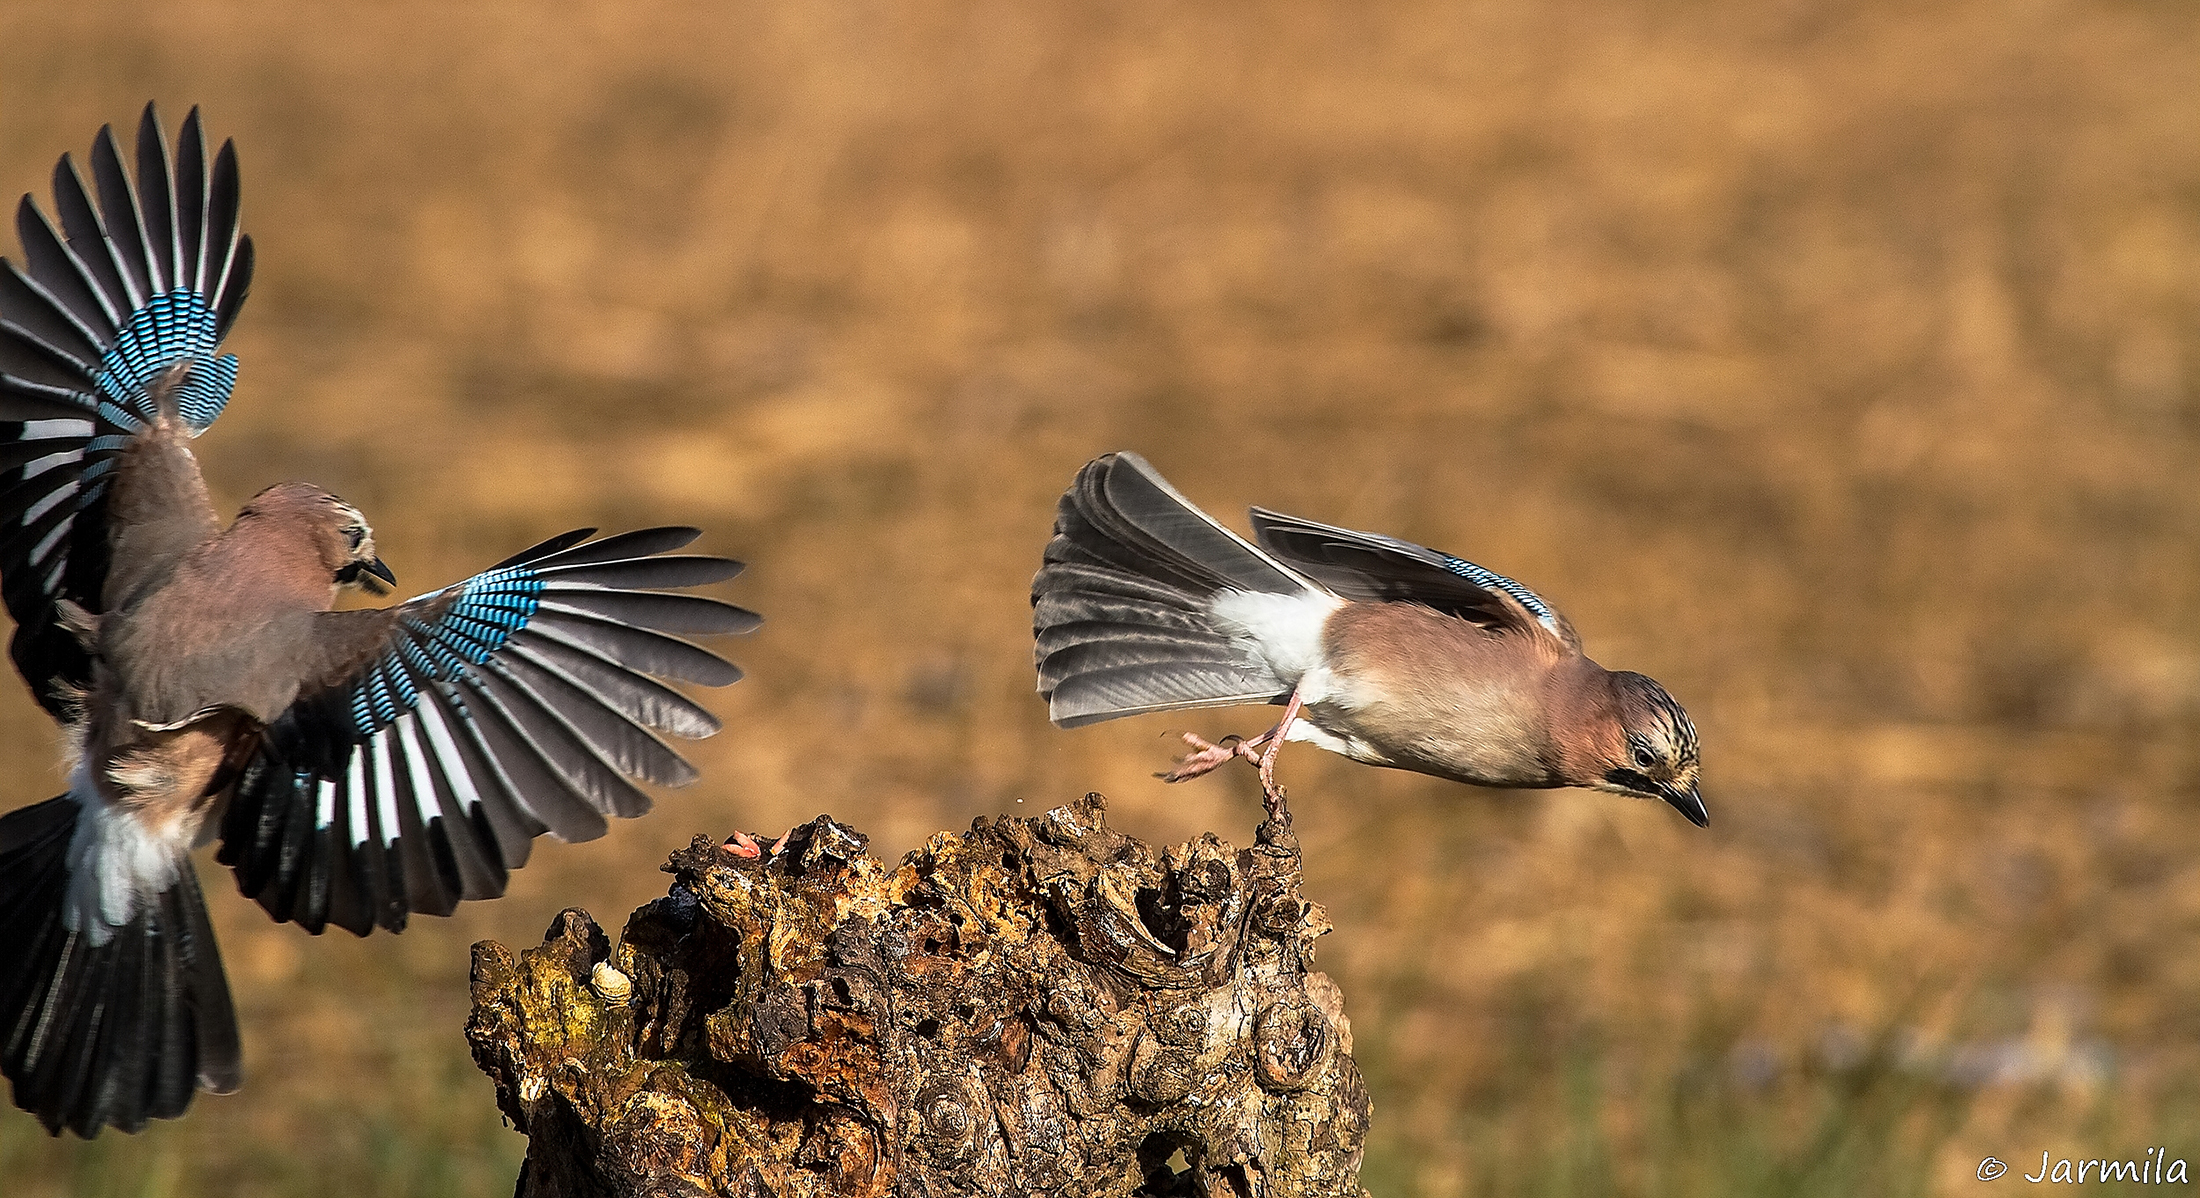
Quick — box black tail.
[1032,452,1316,727]
[0,796,240,1137]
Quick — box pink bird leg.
[1161,688,1306,824]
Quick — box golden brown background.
[3,1,2197,1194]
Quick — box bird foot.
[1157,688,1304,846]
[1159,732,1261,783]
[725,827,801,859]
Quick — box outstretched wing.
[1249,507,1579,651]
[216,527,759,937]
[0,104,253,716]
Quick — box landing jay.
[1033,452,1704,826]
[0,107,757,1137]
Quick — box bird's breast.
[102,583,313,728]
[1308,603,1570,788]
[1300,672,1561,787]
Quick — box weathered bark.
[466,793,1370,1197]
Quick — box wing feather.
[1249,507,1579,650]
[0,107,251,719]
[173,111,208,295]
[87,127,152,310]
[50,155,131,326]
[216,529,755,935]
[133,111,177,293]
[11,204,111,350]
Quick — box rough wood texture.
[466,793,1370,1197]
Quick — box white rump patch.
[1207,589,1344,690]
[61,762,184,946]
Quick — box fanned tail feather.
[0,796,239,1138]
[1032,452,1318,727]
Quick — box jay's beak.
[1659,781,1709,828]
[338,556,397,596]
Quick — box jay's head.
[240,482,398,597]
[1590,671,1705,827]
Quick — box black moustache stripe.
[1604,767,1658,794]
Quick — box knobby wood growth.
[466,793,1371,1197]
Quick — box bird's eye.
[344,526,366,550]
[1632,745,1657,770]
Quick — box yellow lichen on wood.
[467,795,1370,1197]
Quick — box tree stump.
[465,793,1371,1197]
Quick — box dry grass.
[1,0,2197,1193]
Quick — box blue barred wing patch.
[348,567,544,736]
[95,291,236,433]
[218,528,759,938]
[1429,550,1564,635]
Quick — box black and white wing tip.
[218,526,759,937]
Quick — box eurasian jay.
[1032,452,1704,827]
[0,106,757,1137]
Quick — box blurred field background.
[1,0,2196,1194]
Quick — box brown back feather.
[101,419,220,610]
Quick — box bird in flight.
[0,105,758,1137]
[1032,451,1702,828]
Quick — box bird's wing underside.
[1249,507,1579,651]
[216,527,759,937]
[0,104,252,717]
